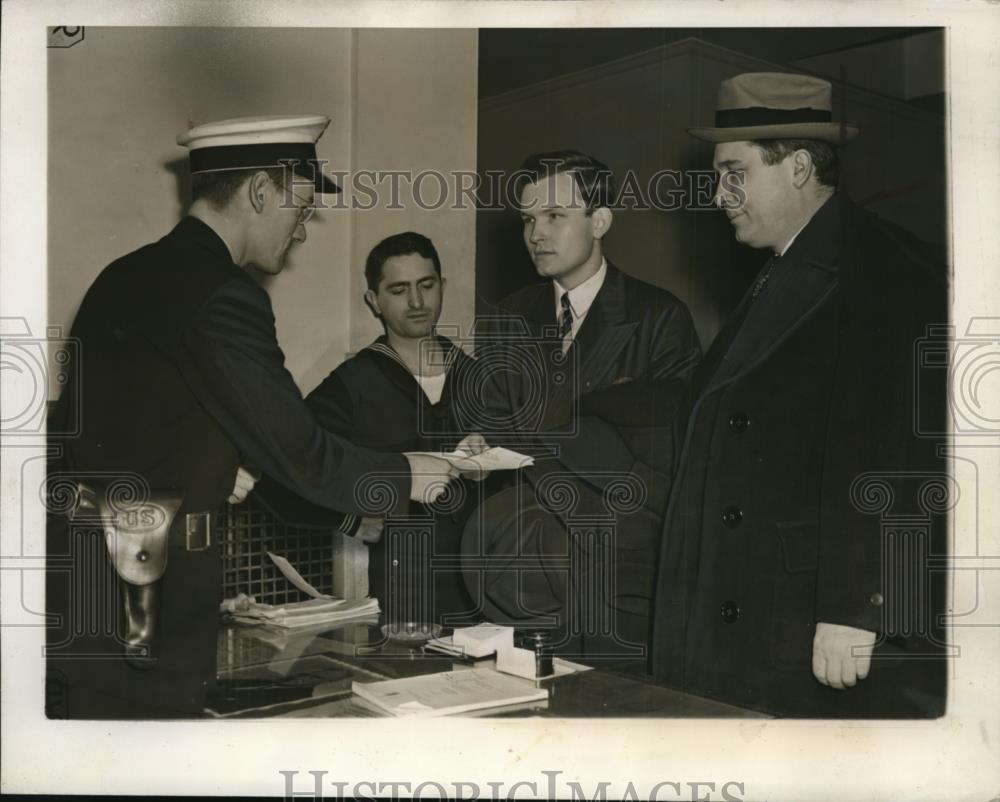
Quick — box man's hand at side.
[812,621,876,689]
[405,453,459,504]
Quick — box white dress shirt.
[554,258,607,350]
[777,222,808,258]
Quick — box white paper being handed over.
[436,447,535,473]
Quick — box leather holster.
[76,483,184,670]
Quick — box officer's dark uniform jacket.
[650,195,949,717]
[47,216,409,718]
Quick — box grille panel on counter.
[217,496,335,605]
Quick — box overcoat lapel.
[700,196,842,397]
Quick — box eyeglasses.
[275,181,316,225]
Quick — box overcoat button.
[728,413,750,433]
[869,592,884,607]
[137,550,149,562]
[721,601,740,622]
[722,505,743,528]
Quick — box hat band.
[714,106,833,128]
[189,143,319,174]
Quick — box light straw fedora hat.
[688,72,859,144]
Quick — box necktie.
[751,253,780,301]
[559,293,574,341]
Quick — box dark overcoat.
[650,195,949,717]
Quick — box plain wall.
[349,28,478,356]
[48,26,478,395]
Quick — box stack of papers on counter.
[428,623,512,657]
[229,597,380,629]
[351,668,548,717]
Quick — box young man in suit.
[493,150,700,415]
[463,150,701,666]
[650,73,948,716]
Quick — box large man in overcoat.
[650,73,949,716]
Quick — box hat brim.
[687,122,859,144]
[297,161,341,194]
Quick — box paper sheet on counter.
[267,551,331,598]
[426,633,591,678]
[219,552,379,630]
[228,597,380,629]
[351,668,547,716]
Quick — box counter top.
[212,621,767,719]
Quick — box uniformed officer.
[46,115,457,718]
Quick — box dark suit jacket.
[463,263,700,659]
[479,261,701,516]
[650,195,948,717]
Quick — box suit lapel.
[523,284,559,336]
[572,264,639,389]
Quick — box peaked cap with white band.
[177,114,341,193]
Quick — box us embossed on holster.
[79,482,183,670]
[50,477,220,718]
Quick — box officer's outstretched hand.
[455,432,491,482]
[405,453,460,505]
[228,466,259,504]
[455,432,489,456]
[812,621,876,690]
